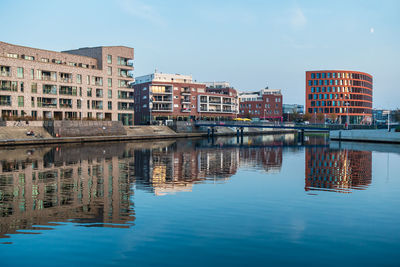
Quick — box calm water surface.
[0,134,400,266]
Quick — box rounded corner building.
[305,70,373,124]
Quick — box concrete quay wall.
[330,129,400,144]
[0,126,295,147]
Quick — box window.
[31,83,37,93]
[20,82,24,92]
[87,88,92,97]
[87,75,90,85]
[30,69,34,79]
[17,67,24,78]
[108,78,112,87]
[77,74,82,84]
[107,66,112,75]
[107,55,112,64]
[311,73,315,79]
[41,58,49,62]
[322,73,326,78]
[87,100,90,109]
[18,96,24,107]
[108,89,112,98]
[96,88,103,97]
[108,101,112,110]
[308,80,312,86]
[77,99,81,108]
[7,53,18,58]
[31,97,35,107]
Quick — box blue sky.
[0,0,399,108]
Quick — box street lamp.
[345,102,349,129]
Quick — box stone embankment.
[0,120,296,147]
[330,129,400,144]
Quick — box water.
[0,134,400,266]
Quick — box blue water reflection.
[0,134,400,266]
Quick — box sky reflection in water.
[0,134,400,266]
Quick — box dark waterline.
[0,134,400,266]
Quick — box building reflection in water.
[0,134,296,239]
[305,137,372,193]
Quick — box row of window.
[5,52,132,69]
[308,93,372,102]
[310,100,372,108]
[0,65,131,87]
[309,86,372,94]
[239,109,280,115]
[310,72,372,82]
[240,103,280,109]
[239,97,281,102]
[308,107,371,114]
[5,52,97,69]
[308,79,372,88]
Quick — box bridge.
[194,121,330,131]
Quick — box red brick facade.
[239,90,283,121]
[133,74,238,124]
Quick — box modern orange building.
[305,70,373,124]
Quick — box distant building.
[283,104,304,114]
[238,88,283,121]
[0,41,134,125]
[372,109,393,124]
[305,70,373,124]
[133,73,238,124]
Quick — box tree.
[303,113,311,122]
[316,113,324,123]
[393,109,400,122]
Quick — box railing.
[0,71,11,77]
[153,98,172,102]
[181,108,191,112]
[152,108,173,111]
[181,98,191,103]
[0,101,11,106]
[42,75,56,81]
[60,77,72,83]
[59,104,72,108]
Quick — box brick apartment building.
[133,73,238,124]
[238,88,283,121]
[0,41,134,125]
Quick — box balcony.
[152,107,172,112]
[181,88,191,95]
[181,108,191,112]
[153,97,172,102]
[181,98,191,103]
[60,73,72,83]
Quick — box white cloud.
[370,27,374,34]
[116,0,166,26]
[291,7,307,29]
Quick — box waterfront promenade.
[330,129,400,144]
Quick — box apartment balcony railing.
[0,71,11,77]
[181,108,191,112]
[0,101,11,106]
[60,77,72,83]
[181,98,191,103]
[59,104,73,109]
[152,107,172,112]
[153,98,172,102]
[209,101,221,104]
[41,103,57,108]
[118,107,134,111]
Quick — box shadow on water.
[0,133,377,241]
